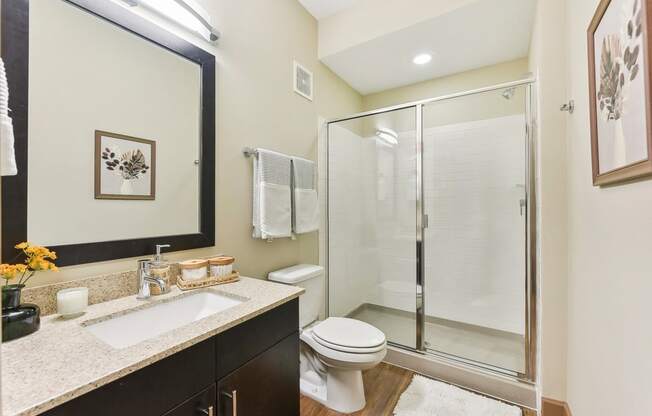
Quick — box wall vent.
[293,61,313,101]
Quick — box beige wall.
[362,58,529,111]
[528,0,569,403]
[565,0,652,414]
[24,0,361,287]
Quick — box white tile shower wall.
[327,124,378,316]
[374,132,418,313]
[423,115,526,335]
[327,116,526,335]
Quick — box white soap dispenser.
[149,244,171,295]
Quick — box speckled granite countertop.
[1,277,303,416]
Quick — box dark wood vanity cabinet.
[42,299,299,416]
[218,334,299,416]
[163,385,216,416]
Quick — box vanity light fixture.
[122,0,220,42]
[412,53,432,65]
[375,128,399,146]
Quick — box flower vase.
[613,119,627,168]
[2,284,40,342]
[120,179,134,195]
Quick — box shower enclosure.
[326,79,536,381]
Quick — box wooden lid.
[179,259,208,269]
[209,256,235,265]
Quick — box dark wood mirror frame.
[1,0,216,266]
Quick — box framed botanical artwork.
[588,0,652,186]
[94,130,156,200]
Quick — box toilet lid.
[312,317,386,350]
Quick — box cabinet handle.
[221,390,237,416]
[198,406,214,416]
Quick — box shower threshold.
[348,303,526,376]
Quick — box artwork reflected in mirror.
[588,0,652,186]
[95,131,156,200]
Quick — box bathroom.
[0,0,650,415]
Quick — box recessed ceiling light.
[413,53,432,65]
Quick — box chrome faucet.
[136,244,171,300]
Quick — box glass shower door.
[328,107,419,349]
[421,86,528,374]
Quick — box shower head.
[502,88,516,100]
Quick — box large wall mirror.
[2,0,215,266]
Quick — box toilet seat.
[300,328,387,369]
[313,335,386,354]
[311,317,386,353]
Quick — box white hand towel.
[291,157,319,234]
[252,149,292,239]
[0,115,17,176]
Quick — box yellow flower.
[6,242,58,285]
[0,264,27,280]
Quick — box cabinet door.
[163,385,216,416]
[217,333,299,416]
[42,338,215,416]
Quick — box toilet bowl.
[268,265,387,414]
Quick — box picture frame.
[94,130,156,200]
[588,0,652,186]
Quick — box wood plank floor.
[300,363,413,416]
[300,363,538,416]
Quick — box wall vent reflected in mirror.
[294,60,314,101]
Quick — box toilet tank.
[268,264,324,329]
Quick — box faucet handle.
[137,258,152,271]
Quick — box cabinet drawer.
[216,298,298,378]
[217,333,299,416]
[43,338,216,416]
[163,384,216,416]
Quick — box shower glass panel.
[421,85,528,374]
[328,107,418,350]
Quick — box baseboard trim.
[542,398,572,416]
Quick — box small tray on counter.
[176,271,240,291]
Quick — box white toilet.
[269,264,387,414]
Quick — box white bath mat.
[393,375,522,416]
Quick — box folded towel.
[252,149,292,239]
[1,115,17,176]
[0,58,8,116]
[291,157,319,234]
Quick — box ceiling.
[301,0,536,95]
[298,0,359,19]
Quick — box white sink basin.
[84,291,244,349]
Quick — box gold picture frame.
[94,130,156,200]
[588,0,652,186]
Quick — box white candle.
[57,287,88,317]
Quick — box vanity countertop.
[1,277,303,416]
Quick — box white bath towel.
[0,58,16,176]
[0,115,16,177]
[252,149,292,239]
[291,157,318,234]
[0,58,8,115]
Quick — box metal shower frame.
[325,77,538,383]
